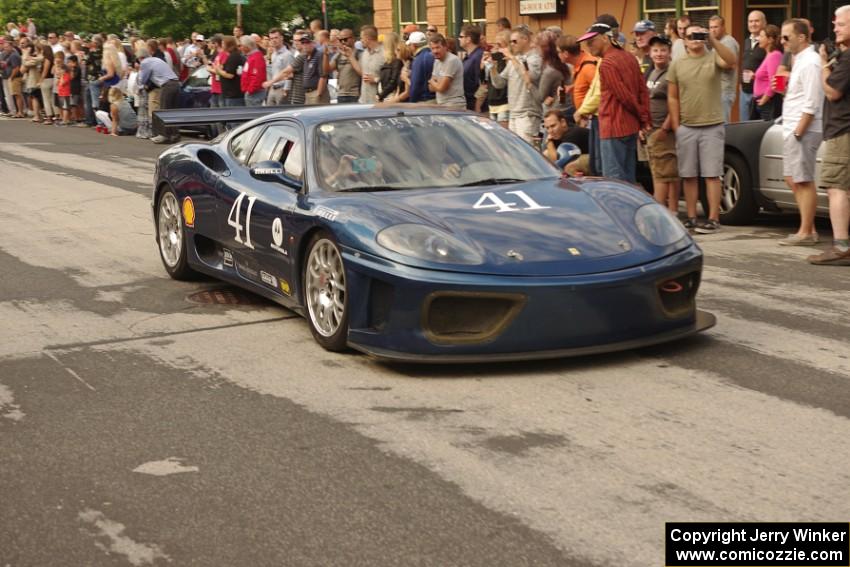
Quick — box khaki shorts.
[646,128,678,183]
[820,131,850,190]
[783,130,822,184]
[675,123,724,178]
[9,77,23,96]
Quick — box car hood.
[343,178,669,276]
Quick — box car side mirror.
[250,160,301,190]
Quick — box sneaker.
[807,246,850,266]
[778,233,819,246]
[682,217,699,230]
[694,219,721,234]
[150,135,170,144]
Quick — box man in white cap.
[632,19,656,74]
[405,30,435,103]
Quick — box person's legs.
[87,81,101,125]
[739,91,753,122]
[336,95,358,104]
[95,109,112,130]
[682,178,700,220]
[795,181,818,236]
[722,92,735,123]
[40,78,54,120]
[600,136,637,183]
[245,90,266,106]
[696,124,725,222]
[826,188,850,243]
[588,115,600,176]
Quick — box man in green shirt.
[668,24,737,234]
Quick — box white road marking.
[78,508,171,565]
[0,143,153,185]
[133,457,200,476]
[45,351,97,391]
[0,383,25,421]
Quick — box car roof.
[260,103,472,126]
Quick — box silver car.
[717,118,828,225]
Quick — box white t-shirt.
[783,45,824,135]
[433,52,465,108]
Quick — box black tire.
[303,231,350,352]
[700,151,758,226]
[155,187,197,280]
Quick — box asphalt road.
[2,117,850,567]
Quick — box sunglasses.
[339,36,353,41]
[510,39,518,44]
[427,28,437,33]
[781,35,792,41]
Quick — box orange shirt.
[571,51,598,111]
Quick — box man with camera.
[808,5,850,265]
[488,26,542,144]
[667,24,737,234]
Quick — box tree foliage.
[0,0,372,39]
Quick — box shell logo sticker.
[280,279,291,296]
[182,197,196,228]
[568,247,581,256]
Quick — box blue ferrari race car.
[152,105,714,362]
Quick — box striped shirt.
[597,46,651,139]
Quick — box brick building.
[373,0,845,47]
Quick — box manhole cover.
[187,288,264,306]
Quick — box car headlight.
[377,224,483,265]
[634,203,689,246]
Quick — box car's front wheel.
[304,231,349,351]
[156,187,196,280]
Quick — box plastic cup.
[774,75,787,93]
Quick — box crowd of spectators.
[1,7,848,262]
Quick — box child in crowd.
[67,55,84,125]
[55,61,72,125]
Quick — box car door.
[217,121,304,298]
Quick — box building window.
[643,0,678,32]
[399,0,428,25]
[683,0,719,27]
[745,1,792,27]
[470,0,486,22]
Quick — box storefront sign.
[519,0,565,15]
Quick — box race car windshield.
[316,114,559,191]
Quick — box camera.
[491,51,504,61]
[690,32,708,41]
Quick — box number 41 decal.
[228,192,257,248]
[473,190,550,213]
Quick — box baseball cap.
[648,35,671,47]
[298,32,314,42]
[555,143,581,169]
[577,23,613,42]
[403,23,419,35]
[406,31,427,45]
[633,19,656,33]
[195,34,205,41]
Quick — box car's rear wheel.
[304,232,349,351]
[701,152,758,226]
[156,187,196,280]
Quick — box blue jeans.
[209,93,222,108]
[224,97,245,107]
[739,91,753,122]
[337,95,359,104]
[722,92,735,123]
[600,135,638,183]
[245,90,266,106]
[87,81,101,125]
[588,115,601,176]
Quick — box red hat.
[403,23,419,35]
